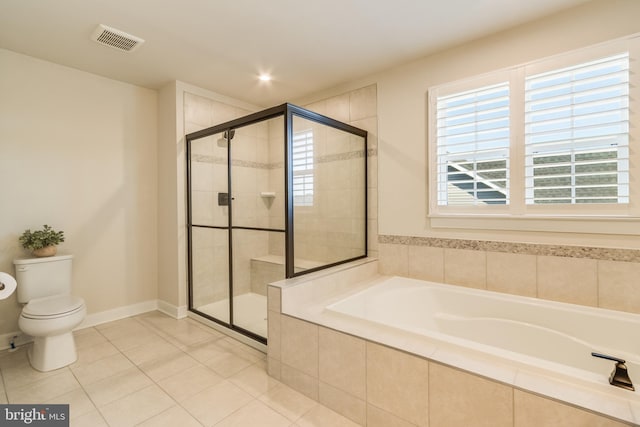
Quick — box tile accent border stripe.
[191,148,377,171]
[378,234,640,263]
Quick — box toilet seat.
[22,295,85,319]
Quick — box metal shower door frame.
[186,103,368,345]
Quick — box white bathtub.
[326,276,640,393]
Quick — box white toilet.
[13,255,86,372]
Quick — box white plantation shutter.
[436,82,510,206]
[292,130,314,206]
[524,53,630,205]
[429,37,639,232]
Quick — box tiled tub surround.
[250,255,326,296]
[267,259,638,426]
[378,235,640,316]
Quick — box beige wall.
[0,49,158,335]
[374,0,640,248]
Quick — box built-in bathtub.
[268,259,640,426]
[327,276,640,390]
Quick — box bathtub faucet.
[591,352,635,391]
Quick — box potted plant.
[19,225,65,257]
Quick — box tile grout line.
[79,318,200,426]
[69,327,114,426]
[129,314,274,426]
[125,315,216,426]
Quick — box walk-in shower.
[186,103,367,344]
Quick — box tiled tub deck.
[267,259,638,427]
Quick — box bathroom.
[1,0,640,425]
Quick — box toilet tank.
[13,255,73,303]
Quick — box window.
[524,54,629,205]
[428,36,639,232]
[292,130,314,206]
[436,82,510,206]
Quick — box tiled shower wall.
[378,235,640,316]
[185,86,378,306]
[302,85,379,261]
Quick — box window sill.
[429,214,640,235]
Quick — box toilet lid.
[22,295,85,318]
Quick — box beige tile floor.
[0,311,359,427]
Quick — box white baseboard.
[157,300,188,319]
[0,299,187,352]
[77,300,159,329]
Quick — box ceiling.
[0,0,592,107]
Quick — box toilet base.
[28,332,78,372]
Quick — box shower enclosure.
[186,103,367,344]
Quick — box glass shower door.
[189,131,231,325]
[230,117,285,338]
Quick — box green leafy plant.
[19,225,65,250]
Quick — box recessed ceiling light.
[258,73,272,82]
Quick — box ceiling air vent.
[91,24,144,53]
